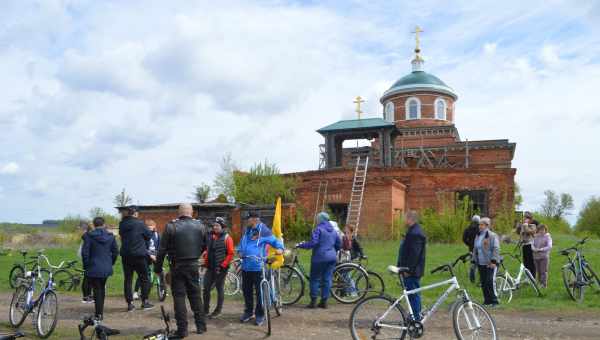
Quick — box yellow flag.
[269,196,284,269]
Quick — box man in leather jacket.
[155,203,209,337]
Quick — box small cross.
[412,25,424,52]
[353,96,365,119]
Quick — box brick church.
[288,32,516,235]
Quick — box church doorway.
[328,203,348,227]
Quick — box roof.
[317,118,395,134]
[381,71,457,102]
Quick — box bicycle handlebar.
[38,254,65,270]
[451,253,472,268]
[560,237,589,255]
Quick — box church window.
[435,98,447,120]
[406,97,421,120]
[458,190,489,217]
[384,102,395,122]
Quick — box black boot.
[306,297,317,309]
[196,322,207,334]
[318,299,328,309]
[174,328,188,338]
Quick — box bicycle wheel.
[156,275,167,302]
[53,269,75,291]
[36,290,58,338]
[494,275,513,304]
[582,262,600,293]
[331,264,369,304]
[9,285,29,327]
[224,270,241,296]
[9,265,25,289]
[562,265,582,301]
[279,265,305,306]
[349,295,408,340]
[366,271,385,295]
[524,268,542,297]
[452,300,498,340]
[260,280,271,336]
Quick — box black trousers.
[242,270,264,317]
[478,265,498,305]
[171,261,205,331]
[522,244,536,278]
[122,256,150,303]
[203,268,227,314]
[82,275,92,298]
[88,277,107,317]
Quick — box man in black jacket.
[155,203,209,337]
[118,205,153,311]
[462,215,480,283]
[397,210,426,320]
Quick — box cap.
[214,216,227,228]
[245,211,260,219]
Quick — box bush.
[420,195,471,243]
[532,212,572,235]
[284,208,312,241]
[575,196,600,237]
[233,160,296,204]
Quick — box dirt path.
[0,293,598,339]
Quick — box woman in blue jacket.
[297,212,341,309]
[82,217,119,320]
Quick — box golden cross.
[353,96,365,119]
[412,25,424,52]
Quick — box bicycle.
[143,306,174,339]
[241,255,282,336]
[343,254,386,297]
[349,262,498,340]
[279,248,370,305]
[494,251,541,304]
[9,253,64,338]
[0,331,24,340]
[53,260,85,292]
[224,258,242,296]
[9,250,50,290]
[559,237,600,302]
[78,315,120,340]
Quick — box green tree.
[233,160,296,204]
[514,183,523,209]
[193,183,211,203]
[540,190,574,220]
[89,207,121,227]
[213,153,238,202]
[575,196,600,237]
[114,188,133,207]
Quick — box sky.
[1,0,599,224]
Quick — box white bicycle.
[349,262,498,339]
[494,252,541,304]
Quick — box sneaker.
[127,303,135,312]
[196,323,207,334]
[94,314,103,322]
[239,312,253,323]
[132,292,139,300]
[81,297,92,304]
[255,315,265,326]
[141,301,155,310]
[209,311,221,319]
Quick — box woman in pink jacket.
[532,224,553,288]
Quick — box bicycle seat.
[67,260,78,266]
[96,325,120,337]
[0,331,24,340]
[387,265,410,274]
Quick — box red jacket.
[202,233,234,269]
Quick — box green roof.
[381,70,457,102]
[317,118,395,133]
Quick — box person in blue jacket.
[397,210,427,320]
[81,217,119,320]
[297,212,341,309]
[236,211,284,326]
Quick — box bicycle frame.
[565,249,589,285]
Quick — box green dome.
[381,70,457,102]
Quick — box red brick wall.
[385,92,455,123]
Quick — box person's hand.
[215,266,222,274]
[488,263,496,269]
[275,248,284,255]
[150,255,157,262]
[294,243,301,248]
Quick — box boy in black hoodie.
[82,217,119,320]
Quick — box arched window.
[384,101,395,122]
[435,98,447,120]
[405,97,421,120]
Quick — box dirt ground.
[0,293,599,339]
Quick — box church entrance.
[328,203,348,227]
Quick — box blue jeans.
[403,276,421,320]
[309,260,336,300]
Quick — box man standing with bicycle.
[155,203,209,337]
[397,211,426,320]
[119,205,153,312]
[237,211,284,326]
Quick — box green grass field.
[1,233,599,312]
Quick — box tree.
[88,207,120,227]
[193,183,211,203]
[514,183,523,209]
[233,160,296,204]
[540,190,574,220]
[575,196,600,237]
[213,153,238,202]
[114,188,133,207]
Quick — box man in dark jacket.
[462,215,480,283]
[118,205,153,311]
[155,203,209,337]
[82,217,118,320]
[397,210,426,320]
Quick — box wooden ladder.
[313,180,329,225]
[346,155,369,235]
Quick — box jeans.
[87,277,107,317]
[82,275,92,299]
[534,257,549,287]
[203,268,227,314]
[309,260,336,300]
[171,261,205,331]
[403,276,421,320]
[122,256,150,303]
[242,270,264,317]
[522,244,536,278]
[469,262,477,283]
[478,265,498,305]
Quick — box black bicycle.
[560,237,600,302]
[53,260,85,292]
[143,306,175,340]
[78,316,120,340]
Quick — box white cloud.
[0,162,20,175]
[483,43,497,55]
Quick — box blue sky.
[1,0,599,223]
